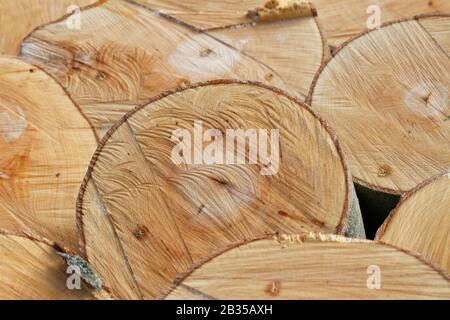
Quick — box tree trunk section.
[309,15,450,234]
[166,232,450,299]
[376,172,450,273]
[20,0,324,137]
[0,56,97,250]
[76,81,364,299]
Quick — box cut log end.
[77,81,362,299]
[376,172,450,273]
[19,0,324,137]
[0,56,97,249]
[0,0,96,55]
[166,233,450,300]
[310,16,450,195]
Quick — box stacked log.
[167,233,450,299]
[20,0,324,137]
[0,56,97,249]
[309,15,450,237]
[377,173,449,273]
[76,81,364,299]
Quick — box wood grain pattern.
[309,16,450,195]
[20,0,324,137]
[0,0,97,55]
[0,229,110,300]
[129,0,263,30]
[167,233,450,300]
[377,172,450,273]
[312,0,450,48]
[0,56,97,249]
[77,81,358,299]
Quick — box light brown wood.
[130,0,264,29]
[0,0,98,55]
[0,229,111,300]
[309,16,450,195]
[20,0,324,137]
[167,233,450,300]
[377,173,450,273]
[246,0,317,23]
[312,0,450,49]
[133,0,316,28]
[0,56,97,250]
[77,81,361,299]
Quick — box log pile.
[0,0,448,300]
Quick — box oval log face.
[20,0,324,136]
[77,81,352,299]
[312,0,450,48]
[0,56,97,249]
[310,15,450,194]
[0,230,110,300]
[0,0,96,55]
[167,233,450,300]
[377,173,450,273]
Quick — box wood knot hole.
[377,164,392,177]
[132,226,148,239]
[265,280,281,296]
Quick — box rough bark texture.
[309,15,450,197]
[20,0,325,137]
[166,233,450,299]
[77,81,363,299]
[0,229,111,300]
[0,56,97,250]
[377,173,450,273]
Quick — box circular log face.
[77,81,351,299]
[312,0,450,48]
[167,233,450,300]
[377,173,450,273]
[0,0,96,55]
[310,15,450,194]
[0,230,108,300]
[20,0,324,136]
[0,56,97,249]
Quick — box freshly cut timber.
[0,0,97,55]
[20,0,325,136]
[0,229,111,299]
[77,81,364,299]
[167,233,450,299]
[312,0,450,49]
[0,56,97,250]
[309,16,450,230]
[377,173,450,273]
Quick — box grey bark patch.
[344,184,366,239]
[58,252,103,290]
